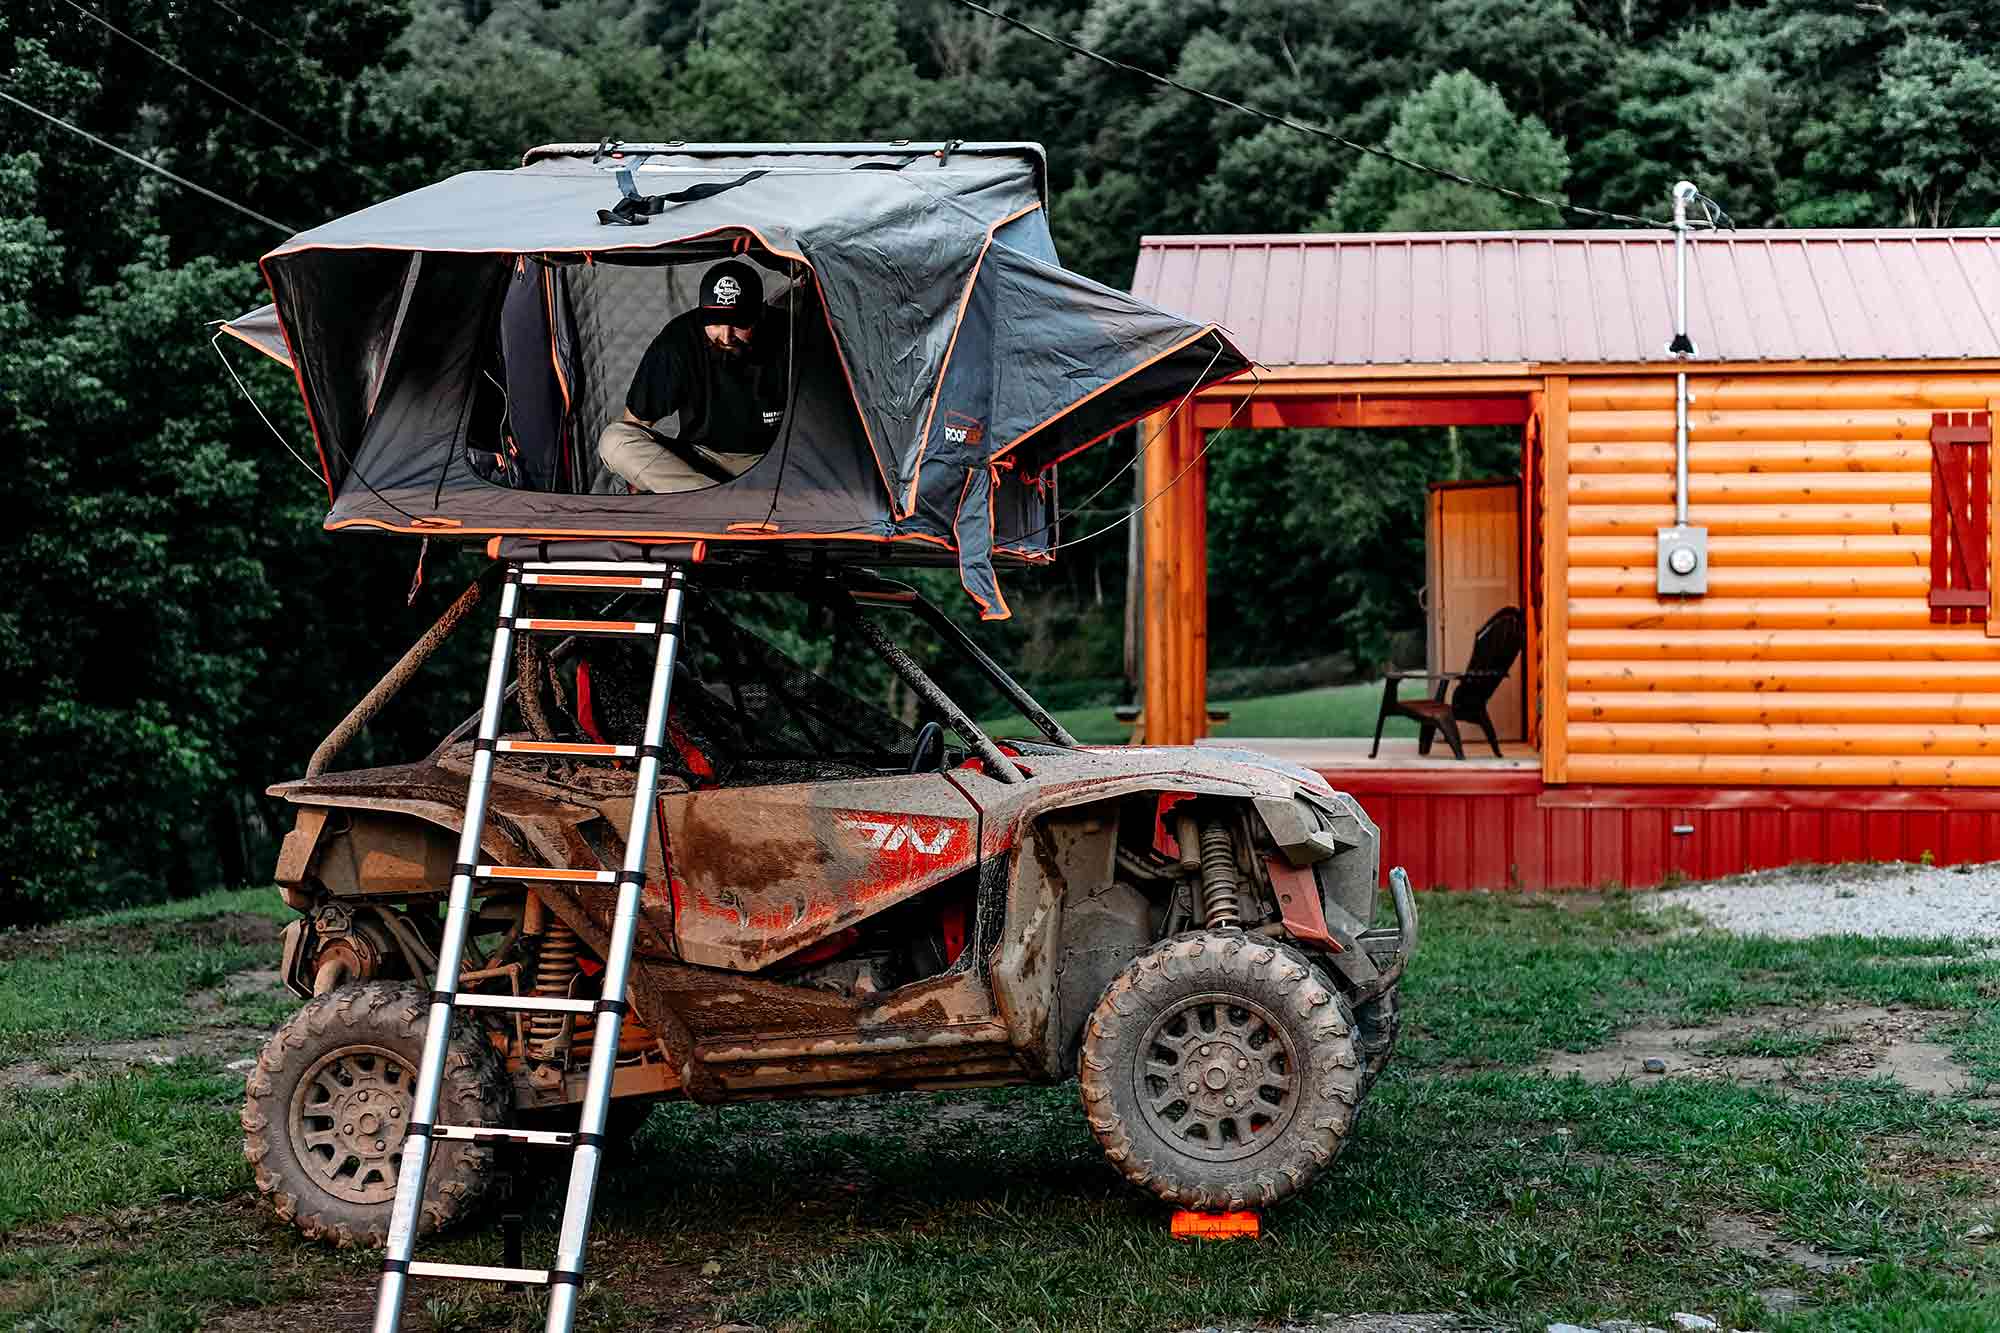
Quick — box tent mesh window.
[560,255,801,493]
[575,588,917,786]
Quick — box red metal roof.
[1130,230,2000,368]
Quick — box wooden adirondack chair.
[1370,606,1525,761]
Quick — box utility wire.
[1052,366,1262,552]
[953,0,1670,229]
[0,88,294,232]
[58,0,329,156]
[1012,335,1227,547]
[202,0,316,65]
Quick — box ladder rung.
[407,1261,549,1286]
[513,617,657,637]
[474,865,617,884]
[520,560,670,575]
[432,1124,574,1147]
[520,572,665,591]
[495,739,637,759]
[452,992,597,1015]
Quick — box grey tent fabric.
[219,302,290,367]
[227,143,1249,617]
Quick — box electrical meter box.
[1656,524,1709,596]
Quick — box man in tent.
[596,260,791,492]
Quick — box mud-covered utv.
[245,562,1414,1244]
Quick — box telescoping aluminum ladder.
[372,556,690,1333]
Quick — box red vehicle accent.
[668,717,715,786]
[939,900,969,965]
[783,927,862,969]
[837,812,974,893]
[1264,855,1339,952]
[1153,791,1195,858]
[575,658,604,743]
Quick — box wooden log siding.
[1562,374,2000,787]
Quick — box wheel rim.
[1134,991,1302,1162]
[288,1043,417,1205]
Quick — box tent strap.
[598,167,770,226]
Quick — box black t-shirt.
[625,310,790,454]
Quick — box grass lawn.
[986,679,1424,744]
[5,887,2000,1330]
[0,887,294,1064]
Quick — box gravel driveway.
[1649,860,2000,940]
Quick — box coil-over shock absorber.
[527,919,587,1063]
[1175,808,1243,929]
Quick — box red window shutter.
[1930,410,1991,624]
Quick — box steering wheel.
[908,721,946,774]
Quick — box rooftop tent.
[224,142,1251,617]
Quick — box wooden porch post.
[1142,410,1209,745]
[1542,376,1570,784]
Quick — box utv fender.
[1251,790,1380,928]
[987,782,1384,1078]
[988,784,1268,1078]
[988,800,1130,1079]
[271,793,585,902]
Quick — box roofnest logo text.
[943,411,985,447]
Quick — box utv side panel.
[627,958,1016,1099]
[661,773,983,970]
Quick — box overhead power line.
[202,0,316,65]
[1053,371,1260,552]
[953,0,1670,229]
[58,0,329,156]
[0,88,294,233]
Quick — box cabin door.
[1425,481,1524,743]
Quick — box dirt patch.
[1705,1212,1852,1273]
[1534,1004,1990,1097]
[189,966,289,1015]
[5,1194,744,1333]
[715,1087,1036,1143]
[1868,1130,2000,1215]
[0,911,282,963]
[0,1025,275,1091]
[0,964,288,1091]
[202,1229,770,1332]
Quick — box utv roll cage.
[311,560,1077,785]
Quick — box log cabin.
[1131,229,2000,889]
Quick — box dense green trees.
[1323,71,1568,231]
[1,2,487,920]
[7,0,2000,918]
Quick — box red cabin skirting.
[1319,768,2000,890]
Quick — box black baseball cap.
[699,260,763,328]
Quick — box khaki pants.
[596,420,762,493]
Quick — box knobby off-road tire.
[1080,931,1362,1210]
[242,981,510,1248]
[1352,985,1402,1098]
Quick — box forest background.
[7,0,2000,922]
